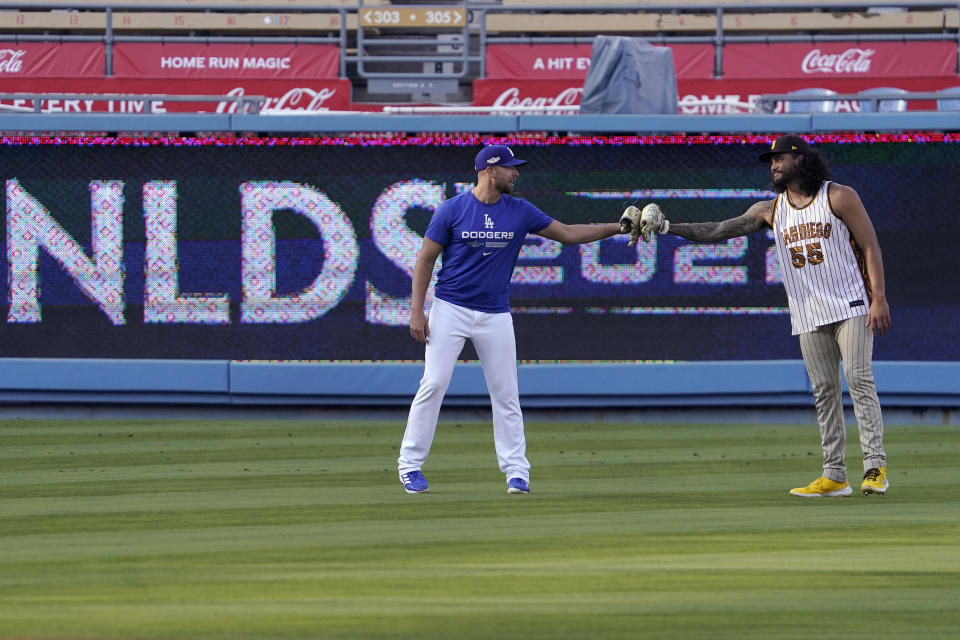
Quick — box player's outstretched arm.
[537,220,622,244]
[668,200,775,242]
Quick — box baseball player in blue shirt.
[398,144,626,494]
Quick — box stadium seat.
[784,88,837,113]
[857,87,908,113]
[936,86,960,111]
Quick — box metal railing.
[0,2,351,78]
[756,90,949,113]
[1,1,958,103]
[472,2,960,78]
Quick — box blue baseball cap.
[474,144,527,171]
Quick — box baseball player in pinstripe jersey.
[620,135,891,497]
[398,144,626,495]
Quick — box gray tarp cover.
[580,36,678,114]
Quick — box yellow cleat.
[789,477,853,498]
[861,467,889,495]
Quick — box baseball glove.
[619,205,643,245]
[638,203,669,242]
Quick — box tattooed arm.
[668,199,776,242]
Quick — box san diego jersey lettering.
[772,181,870,335]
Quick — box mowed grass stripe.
[0,420,957,640]
[6,460,957,518]
[3,453,952,496]
[3,495,958,558]
[3,595,956,640]
[3,418,952,452]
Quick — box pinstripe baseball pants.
[798,316,886,483]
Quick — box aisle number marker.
[361,8,464,28]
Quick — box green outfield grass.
[0,418,958,640]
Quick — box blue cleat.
[507,477,530,494]
[400,470,429,494]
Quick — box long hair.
[771,149,831,196]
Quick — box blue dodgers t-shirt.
[425,191,553,313]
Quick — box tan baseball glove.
[620,203,669,245]
[619,205,643,245]
[638,203,669,242]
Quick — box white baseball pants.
[799,316,886,483]
[398,297,530,482]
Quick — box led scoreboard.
[0,135,955,362]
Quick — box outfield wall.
[0,359,957,410]
[4,111,960,134]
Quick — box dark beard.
[771,165,796,193]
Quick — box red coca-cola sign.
[724,41,956,79]
[474,80,581,110]
[801,48,874,75]
[219,85,342,113]
[473,77,960,114]
[0,48,26,73]
[0,78,351,113]
[0,42,103,77]
[491,85,582,111]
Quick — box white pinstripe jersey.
[772,180,870,335]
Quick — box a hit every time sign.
[360,7,465,28]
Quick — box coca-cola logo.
[217,86,337,113]
[801,48,874,75]
[491,87,582,112]
[0,49,26,74]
